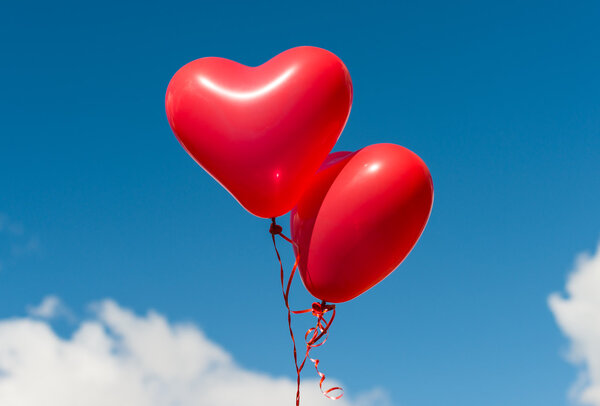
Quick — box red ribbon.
[270,218,343,405]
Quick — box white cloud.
[549,241,600,405]
[0,298,390,406]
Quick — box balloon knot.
[311,301,335,317]
[270,218,283,235]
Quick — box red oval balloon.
[291,144,434,303]
[165,46,353,218]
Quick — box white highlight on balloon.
[199,67,296,100]
[366,163,381,173]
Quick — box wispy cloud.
[549,241,600,405]
[0,213,24,236]
[0,298,390,406]
[0,213,39,271]
[26,295,75,321]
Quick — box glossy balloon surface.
[166,46,353,218]
[291,144,434,303]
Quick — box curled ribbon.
[269,218,343,405]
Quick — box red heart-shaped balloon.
[291,144,434,303]
[165,47,353,218]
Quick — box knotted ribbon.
[269,218,343,405]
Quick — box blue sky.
[1,1,599,405]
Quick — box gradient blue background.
[1,1,599,405]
